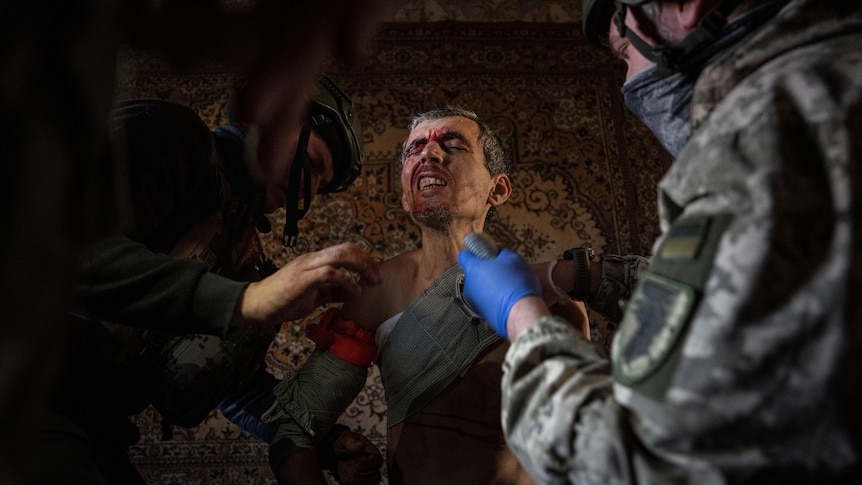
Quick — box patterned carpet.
[118,20,672,485]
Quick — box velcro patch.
[659,218,708,260]
[612,272,695,385]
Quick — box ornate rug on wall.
[116,21,672,484]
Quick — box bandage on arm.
[263,348,368,470]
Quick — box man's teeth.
[419,177,446,190]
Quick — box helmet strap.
[282,125,313,247]
[615,0,743,76]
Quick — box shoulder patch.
[611,213,732,397]
[612,272,695,385]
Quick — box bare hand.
[329,429,383,485]
[236,242,381,327]
[272,428,382,485]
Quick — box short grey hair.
[405,106,511,176]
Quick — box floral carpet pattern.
[118,18,672,485]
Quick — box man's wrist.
[546,257,571,304]
[316,423,351,471]
[272,446,327,485]
[234,281,268,327]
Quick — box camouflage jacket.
[502,1,862,483]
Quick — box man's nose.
[420,142,443,163]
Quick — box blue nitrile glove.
[457,248,542,339]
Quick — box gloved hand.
[457,248,542,339]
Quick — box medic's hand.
[457,248,542,339]
[237,242,381,327]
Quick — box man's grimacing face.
[263,130,335,214]
[400,116,498,231]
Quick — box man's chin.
[411,208,453,232]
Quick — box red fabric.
[306,308,376,366]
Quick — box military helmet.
[307,75,364,193]
[582,0,747,75]
[582,0,649,47]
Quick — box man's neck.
[417,223,482,280]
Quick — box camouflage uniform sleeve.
[501,316,628,485]
[503,6,862,481]
[262,349,368,470]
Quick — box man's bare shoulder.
[340,250,420,330]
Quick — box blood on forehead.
[405,128,466,152]
[425,128,449,143]
[408,127,452,146]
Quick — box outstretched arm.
[264,346,377,484]
[236,242,381,328]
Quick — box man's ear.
[401,191,409,211]
[488,174,512,207]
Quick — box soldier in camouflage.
[458,0,862,483]
[30,78,383,484]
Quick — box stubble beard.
[411,202,453,233]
